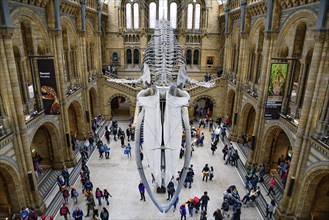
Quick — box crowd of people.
[21,109,280,220]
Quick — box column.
[1,28,46,211]
[280,31,327,214]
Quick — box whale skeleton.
[108,19,214,213]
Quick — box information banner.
[265,63,288,120]
[37,59,60,115]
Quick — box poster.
[37,59,60,115]
[265,63,288,120]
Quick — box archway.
[0,162,21,217]
[263,126,292,170]
[89,88,98,118]
[68,101,84,138]
[241,103,256,137]
[193,96,214,118]
[30,123,61,175]
[297,167,329,219]
[226,90,236,123]
[110,95,131,119]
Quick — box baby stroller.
[191,127,197,137]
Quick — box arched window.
[159,0,168,20]
[187,4,193,29]
[126,49,132,64]
[170,2,177,29]
[186,49,192,64]
[134,49,139,64]
[149,2,157,28]
[194,4,201,30]
[133,3,139,29]
[126,3,132,29]
[193,50,199,65]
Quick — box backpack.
[60,207,68,215]
[96,190,102,198]
[73,189,79,197]
[63,189,69,198]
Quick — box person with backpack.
[125,143,132,158]
[103,189,112,205]
[72,207,83,220]
[100,207,109,220]
[63,188,70,203]
[71,186,79,204]
[60,202,70,220]
[95,188,103,206]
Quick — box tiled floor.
[55,121,262,220]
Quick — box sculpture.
[108,19,214,213]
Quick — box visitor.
[138,181,146,201]
[95,188,103,206]
[267,174,276,196]
[125,143,132,158]
[167,180,175,200]
[200,191,210,211]
[179,203,187,220]
[61,166,70,186]
[70,186,79,204]
[72,207,83,220]
[100,207,109,220]
[266,199,275,219]
[209,166,214,181]
[60,202,70,220]
[103,189,112,205]
[186,198,194,218]
[200,210,207,220]
[202,164,210,182]
[213,208,223,220]
[221,199,230,218]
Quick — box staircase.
[42,121,110,216]
[236,143,252,159]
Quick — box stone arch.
[275,9,317,55]
[240,102,257,137]
[108,94,133,118]
[67,100,85,139]
[295,164,329,219]
[226,89,236,121]
[30,122,62,170]
[248,17,266,45]
[11,7,49,52]
[89,87,99,117]
[262,123,295,170]
[0,159,24,216]
[61,16,78,46]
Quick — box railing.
[247,0,263,4]
[279,114,298,134]
[66,85,82,97]
[310,137,329,157]
[25,110,45,129]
